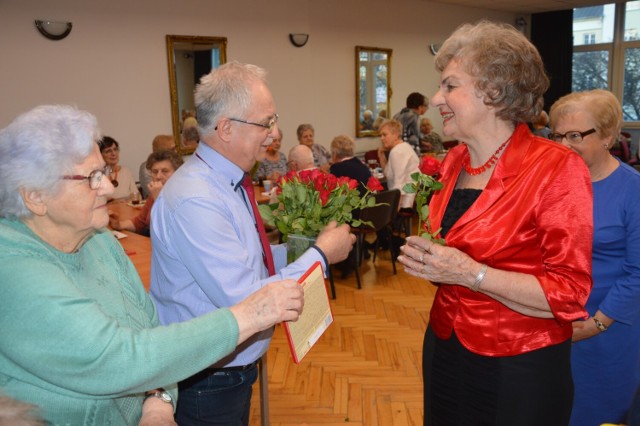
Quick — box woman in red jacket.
[398,21,594,425]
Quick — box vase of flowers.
[258,169,384,261]
[403,155,445,244]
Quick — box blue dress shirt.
[150,143,325,367]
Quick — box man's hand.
[315,221,356,264]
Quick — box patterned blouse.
[256,152,288,179]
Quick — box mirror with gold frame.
[166,35,227,154]
[355,46,392,138]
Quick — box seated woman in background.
[549,89,640,426]
[110,150,183,236]
[0,105,304,425]
[297,123,331,172]
[329,134,371,196]
[99,135,140,201]
[419,117,444,153]
[256,127,288,181]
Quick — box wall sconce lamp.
[515,17,527,34]
[289,33,309,48]
[35,20,73,41]
[429,43,441,56]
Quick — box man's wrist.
[310,244,329,269]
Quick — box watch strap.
[143,390,173,404]
[593,317,608,332]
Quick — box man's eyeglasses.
[62,166,112,190]
[548,128,596,144]
[228,113,279,132]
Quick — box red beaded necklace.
[463,137,512,176]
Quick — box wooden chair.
[350,189,401,289]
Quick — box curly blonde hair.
[435,20,549,123]
[549,89,622,141]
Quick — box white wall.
[0,0,516,172]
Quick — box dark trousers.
[175,363,258,426]
[423,326,573,426]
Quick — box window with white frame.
[573,1,640,121]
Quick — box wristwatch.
[143,390,173,404]
[593,317,608,332]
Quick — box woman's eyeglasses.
[62,166,112,190]
[548,128,596,144]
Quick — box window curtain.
[531,10,573,111]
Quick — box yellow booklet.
[283,261,333,364]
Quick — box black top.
[330,157,372,196]
[440,188,482,237]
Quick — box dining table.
[108,200,152,290]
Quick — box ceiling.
[427,0,617,14]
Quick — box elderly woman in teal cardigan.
[0,105,304,425]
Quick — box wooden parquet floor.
[249,249,437,426]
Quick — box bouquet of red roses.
[403,155,445,244]
[259,169,384,241]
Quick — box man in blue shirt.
[150,61,355,425]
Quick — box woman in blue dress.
[550,89,640,426]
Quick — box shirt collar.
[194,143,246,189]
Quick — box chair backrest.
[363,149,380,169]
[620,136,631,162]
[358,189,401,232]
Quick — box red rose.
[366,176,384,192]
[280,170,298,184]
[318,189,330,206]
[419,156,441,176]
[298,169,314,183]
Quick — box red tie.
[241,175,276,275]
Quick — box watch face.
[159,391,173,403]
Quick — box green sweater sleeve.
[0,224,239,399]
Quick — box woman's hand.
[268,171,282,181]
[139,396,176,426]
[108,212,121,231]
[377,147,388,169]
[147,181,164,200]
[399,236,553,318]
[398,236,477,287]
[229,279,305,345]
[572,311,614,342]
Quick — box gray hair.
[194,61,268,138]
[296,123,314,140]
[435,20,549,123]
[330,135,355,160]
[0,105,99,219]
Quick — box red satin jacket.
[429,124,593,356]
